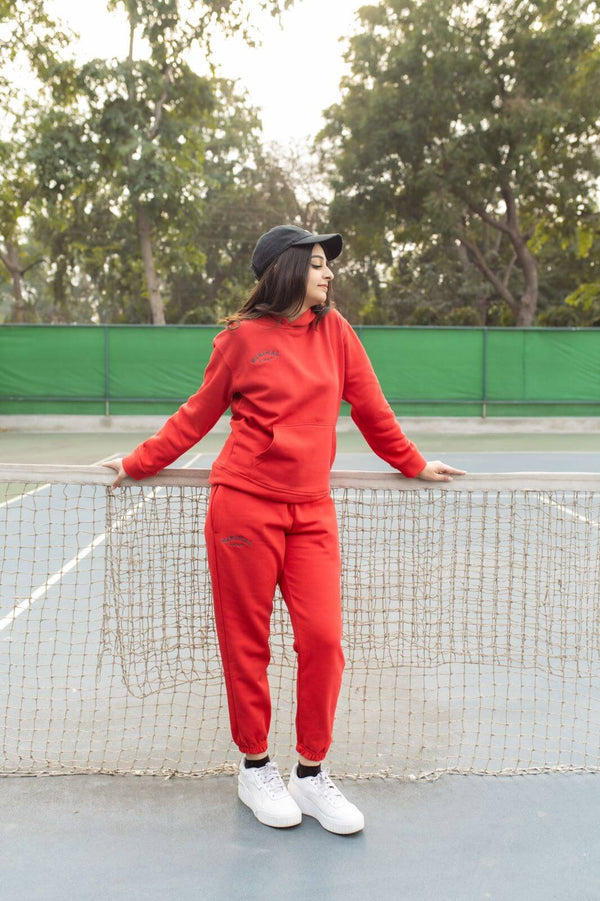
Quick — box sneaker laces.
[255,762,289,800]
[313,768,346,808]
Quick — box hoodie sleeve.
[122,343,233,480]
[340,316,427,478]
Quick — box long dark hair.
[223,245,334,328]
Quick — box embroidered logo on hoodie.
[222,535,252,548]
[251,350,280,365]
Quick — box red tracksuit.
[123,307,426,761]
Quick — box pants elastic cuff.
[296,744,328,762]
[238,744,269,756]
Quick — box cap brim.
[292,233,343,261]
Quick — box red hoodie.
[122,308,426,502]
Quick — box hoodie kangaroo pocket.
[254,424,335,490]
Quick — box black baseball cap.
[251,225,343,279]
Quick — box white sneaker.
[288,765,365,834]
[237,759,302,828]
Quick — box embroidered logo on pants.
[222,535,252,548]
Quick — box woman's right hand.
[102,458,128,489]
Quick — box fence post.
[482,327,488,419]
[104,325,110,417]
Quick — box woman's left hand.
[416,461,467,482]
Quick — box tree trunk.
[464,187,540,325]
[2,241,26,321]
[456,240,492,325]
[476,294,493,326]
[514,240,539,326]
[136,202,165,325]
[458,233,519,319]
[501,187,538,326]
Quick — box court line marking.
[541,495,600,528]
[0,451,204,633]
[428,488,599,530]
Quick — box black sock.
[297,762,322,778]
[244,755,270,769]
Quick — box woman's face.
[303,243,334,306]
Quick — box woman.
[104,225,465,835]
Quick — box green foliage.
[321,0,600,325]
[3,0,598,326]
[536,304,581,327]
[0,0,70,101]
[2,0,299,323]
[407,304,445,326]
[564,279,600,325]
[566,282,600,309]
[487,301,517,327]
[444,306,481,326]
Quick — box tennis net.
[1,464,599,779]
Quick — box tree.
[0,0,69,104]
[165,138,310,323]
[28,74,304,323]
[0,140,36,319]
[98,0,295,323]
[24,0,293,324]
[0,0,70,319]
[321,0,600,325]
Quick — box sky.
[47,0,367,146]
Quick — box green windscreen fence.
[0,324,598,417]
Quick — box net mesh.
[1,465,599,779]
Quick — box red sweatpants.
[204,485,345,762]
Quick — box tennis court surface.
[2,429,600,900]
